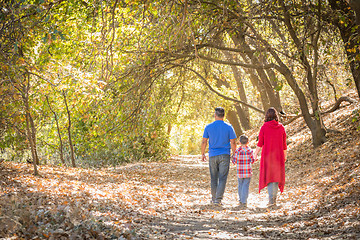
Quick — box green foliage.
[75,132,170,168]
[1,0,359,168]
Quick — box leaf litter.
[0,94,360,239]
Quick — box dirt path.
[130,155,275,239]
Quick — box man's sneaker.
[239,202,247,209]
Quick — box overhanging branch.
[121,49,278,70]
[170,63,265,114]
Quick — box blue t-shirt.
[203,120,237,157]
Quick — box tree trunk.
[29,112,39,165]
[278,0,327,147]
[62,91,76,167]
[22,76,38,175]
[264,61,283,112]
[310,121,327,147]
[221,50,251,130]
[213,70,244,133]
[246,17,327,146]
[235,104,251,130]
[46,96,65,165]
[227,31,270,110]
[227,109,243,137]
[280,66,326,146]
[25,110,38,175]
[249,19,327,147]
[245,67,270,110]
[254,65,282,111]
[328,0,360,98]
[349,0,360,25]
[231,32,282,111]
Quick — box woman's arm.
[254,146,262,161]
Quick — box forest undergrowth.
[0,93,359,239]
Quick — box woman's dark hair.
[264,107,279,122]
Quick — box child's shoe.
[267,197,277,208]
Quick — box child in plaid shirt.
[232,135,255,208]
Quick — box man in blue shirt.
[201,107,237,205]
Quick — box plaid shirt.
[232,146,255,178]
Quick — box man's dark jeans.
[209,154,230,203]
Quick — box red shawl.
[257,120,287,193]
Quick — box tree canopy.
[1,0,359,171]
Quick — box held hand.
[231,154,235,165]
[201,154,207,162]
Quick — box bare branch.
[283,96,357,125]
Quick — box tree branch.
[171,63,265,114]
[195,43,266,54]
[283,96,357,125]
[120,49,278,70]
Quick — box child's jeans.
[238,177,251,204]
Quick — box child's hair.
[239,135,249,145]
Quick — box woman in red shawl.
[254,107,287,207]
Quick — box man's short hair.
[239,135,249,145]
[215,107,225,118]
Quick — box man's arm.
[230,138,236,157]
[201,138,208,162]
[284,150,287,162]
